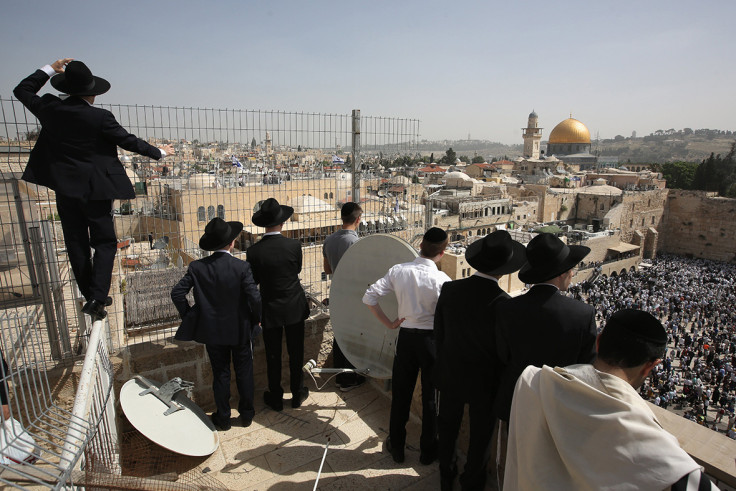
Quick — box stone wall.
[659,190,736,262]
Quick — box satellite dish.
[330,234,417,379]
[120,377,219,456]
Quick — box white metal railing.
[0,314,116,489]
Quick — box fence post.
[11,179,40,297]
[29,226,62,360]
[40,220,71,356]
[352,109,361,204]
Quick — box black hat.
[605,309,667,345]
[251,197,293,227]
[423,227,448,243]
[199,217,243,251]
[50,61,111,96]
[466,230,526,276]
[518,233,590,284]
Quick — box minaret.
[265,131,272,156]
[522,111,543,159]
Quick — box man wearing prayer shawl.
[504,309,718,491]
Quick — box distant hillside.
[597,129,735,164]
[416,140,523,160]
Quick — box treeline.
[655,142,736,197]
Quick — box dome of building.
[529,110,538,118]
[548,118,591,144]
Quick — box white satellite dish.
[330,234,418,379]
[120,377,219,456]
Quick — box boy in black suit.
[14,58,173,319]
[171,218,262,430]
[434,230,526,491]
[246,198,310,411]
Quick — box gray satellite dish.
[330,234,418,379]
[120,377,219,456]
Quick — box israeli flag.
[231,155,243,168]
[332,155,345,164]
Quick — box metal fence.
[1,98,423,357]
[0,98,422,486]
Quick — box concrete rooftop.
[192,381,495,490]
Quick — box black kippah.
[424,227,448,243]
[606,309,667,345]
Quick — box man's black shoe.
[263,391,283,412]
[104,296,113,306]
[419,445,438,465]
[210,413,231,431]
[292,387,309,408]
[386,436,405,463]
[82,299,107,319]
[240,416,253,427]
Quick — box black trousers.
[262,320,305,398]
[206,344,254,422]
[438,393,495,490]
[333,339,365,386]
[55,195,116,302]
[390,329,437,453]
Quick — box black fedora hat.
[251,198,293,228]
[199,217,243,251]
[466,230,526,276]
[518,233,590,284]
[50,61,111,96]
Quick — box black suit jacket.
[171,252,262,346]
[246,234,309,328]
[434,275,510,402]
[14,69,161,200]
[494,284,597,421]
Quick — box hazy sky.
[2,0,733,144]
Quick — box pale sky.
[2,0,733,144]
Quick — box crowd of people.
[569,253,736,436]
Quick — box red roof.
[469,163,492,169]
[418,164,445,173]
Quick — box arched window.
[208,205,215,220]
[324,193,329,199]
[217,205,225,219]
[197,206,205,222]
[329,192,334,199]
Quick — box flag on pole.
[231,155,243,169]
[332,155,345,165]
[394,197,400,213]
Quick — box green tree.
[458,155,470,164]
[660,162,698,190]
[251,137,257,149]
[693,142,736,196]
[471,156,485,163]
[440,147,456,165]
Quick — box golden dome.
[548,118,591,144]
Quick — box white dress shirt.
[362,257,451,330]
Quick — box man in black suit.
[246,198,310,411]
[14,58,173,319]
[171,218,262,430]
[434,230,526,491]
[493,233,597,488]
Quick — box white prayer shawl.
[505,364,702,491]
